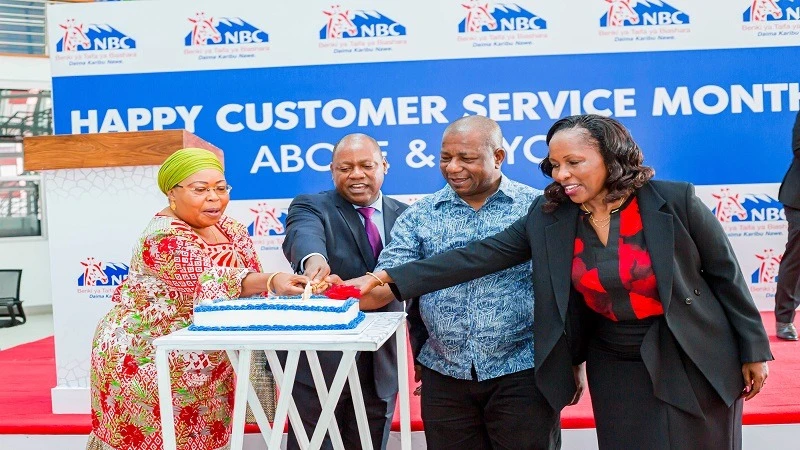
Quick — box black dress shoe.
[777,322,799,341]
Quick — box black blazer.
[386,180,773,411]
[282,189,406,398]
[778,111,800,209]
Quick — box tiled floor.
[0,308,54,350]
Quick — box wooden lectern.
[24,129,223,172]
[23,130,223,414]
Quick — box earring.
[169,199,177,211]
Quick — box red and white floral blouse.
[87,214,262,450]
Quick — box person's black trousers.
[420,366,561,450]
[776,206,800,323]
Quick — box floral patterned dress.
[86,214,263,450]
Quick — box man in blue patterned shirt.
[375,116,561,449]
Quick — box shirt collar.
[352,191,383,213]
[495,175,521,202]
[434,174,517,207]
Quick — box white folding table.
[152,312,410,450]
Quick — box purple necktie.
[357,207,383,259]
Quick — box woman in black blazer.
[353,115,773,449]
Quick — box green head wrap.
[158,148,224,194]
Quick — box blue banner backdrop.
[53,45,799,200]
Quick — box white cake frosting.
[189,295,364,331]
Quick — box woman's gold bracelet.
[365,271,385,286]
[266,272,282,295]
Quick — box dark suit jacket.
[778,111,800,209]
[386,180,773,412]
[282,189,406,398]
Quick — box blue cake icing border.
[188,311,365,332]
[195,298,357,313]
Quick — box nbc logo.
[458,1,547,33]
[319,5,406,39]
[185,12,269,46]
[599,0,690,27]
[56,18,136,52]
[77,257,129,287]
[751,249,782,284]
[710,188,785,223]
[743,0,800,22]
[247,203,287,237]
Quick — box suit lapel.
[637,184,674,312]
[382,197,401,246]
[544,204,579,323]
[334,193,375,267]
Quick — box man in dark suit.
[776,111,800,340]
[281,133,407,449]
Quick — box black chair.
[0,269,25,328]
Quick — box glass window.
[0,0,46,55]
[0,88,50,237]
[0,176,40,237]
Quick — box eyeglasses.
[175,184,233,196]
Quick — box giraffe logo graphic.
[711,188,748,222]
[743,0,800,22]
[457,1,547,33]
[185,12,269,46]
[56,19,136,52]
[751,249,782,283]
[599,0,690,27]
[77,257,129,287]
[319,4,407,39]
[603,0,639,27]
[710,189,785,223]
[58,19,90,52]
[247,203,287,236]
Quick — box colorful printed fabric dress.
[86,214,262,450]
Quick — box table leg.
[155,347,177,450]
[270,350,301,450]
[396,320,411,450]
[306,350,345,450]
[226,350,273,447]
[265,350,309,449]
[230,350,252,450]
[308,350,357,450]
[346,357,372,450]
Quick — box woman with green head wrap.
[86,148,309,450]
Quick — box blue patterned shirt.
[377,176,541,381]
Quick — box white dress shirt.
[299,192,385,272]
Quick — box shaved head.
[332,133,382,159]
[442,115,503,152]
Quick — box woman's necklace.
[588,214,612,228]
[581,196,627,229]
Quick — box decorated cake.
[189,294,365,332]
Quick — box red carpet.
[1,313,798,435]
